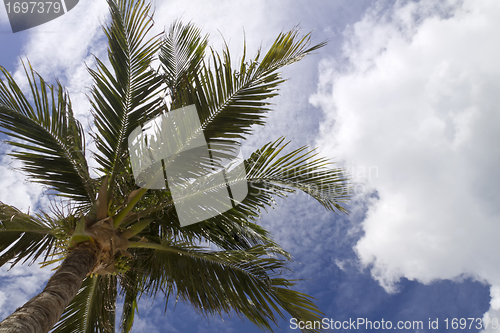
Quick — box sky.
[0,0,499,332]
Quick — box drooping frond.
[52,275,117,333]
[90,0,163,186]
[245,137,350,214]
[128,239,324,333]
[0,202,55,268]
[0,64,94,203]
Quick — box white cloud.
[0,154,50,212]
[13,0,109,118]
[16,1,108,74]
[131,317,163,333]
[0,261,55,320]
[311,0,500,327]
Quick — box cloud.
[0,261,55,320]
[12,0,109,121]
[0,153,50,212]
[311,0,500,328]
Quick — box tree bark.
[0,243,98,333]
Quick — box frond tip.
[245,137,351,214]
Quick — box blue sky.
[1,0,500,332]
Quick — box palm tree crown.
[0,0,350,332]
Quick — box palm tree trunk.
[0,243,98,333]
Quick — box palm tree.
[0,0,350,332]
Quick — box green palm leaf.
[0,64,93,203]
[124,137,349,252]
[160,20,208,100]
[245,137,350,214]
[0,202,55,268]
[125,192,278,252]
[195,30,326,147]
[0,1,348,332]
[90,0,163,187]
[157,23,326,160]
[128,239,324,333]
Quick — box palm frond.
[52,275,117,333]
[0,202,55,268]
[160,20,208,100]
[132,198,278,252]
[154,26,326,165]
[245,137,350,214]
[0,64,94,203]
[90,0,163,186]
[118,184,279,252]
[193,29,326,150]
[129,239,324,332]
[119,270,140,333]
[126,137,348,251]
